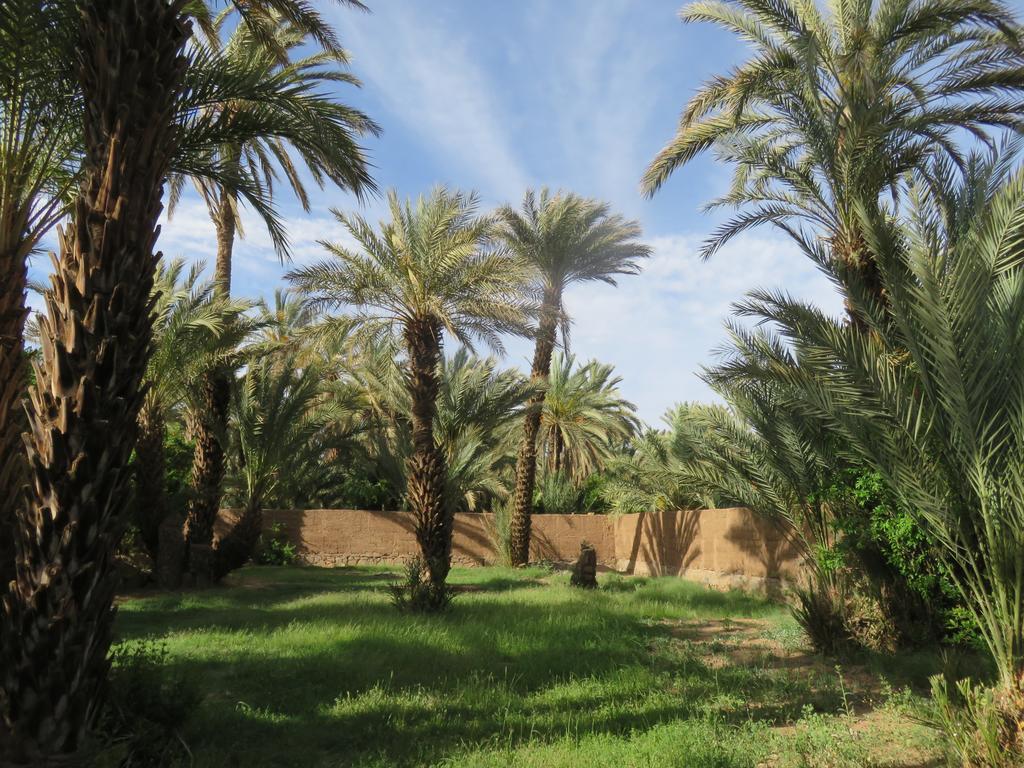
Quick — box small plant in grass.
[927,675,1024,767]
[256,523,297,566]
[484,499,514,567]
[785,705,871,768]
[389,556,454,613]
[95,640,199,767]
[791,577,853,656]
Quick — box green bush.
[256,522,297,566]
[534,471,581,514]
[389,557,454,614]
[927,675,1024,767]
[818,468,974,646]
[95,640,199,767]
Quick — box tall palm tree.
[497,189,648,566]
[642,0,1024,324]
[0,3,338,584]
[717,150,1024,694]
[0,0,80,592]
[433,350,533,514]
[0,1,364,761]
[288,187,533,588]
[134,259,253,562]
[180,15,378,584]
[216,356,332,578]
[538,353,639,482]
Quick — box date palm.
[135,259,253,563]
[497,189,648,566]
[0,1,365,761]
[0,0,358,589]
[0,0,79,592]
[434,350,533,514]
[180,15,378,584]
[216,356,331,578]
[716,149,1024,694]
[288,187,533,588]
[642,0,1024,324]
[538,353,639,483]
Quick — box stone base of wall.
[217,507,807,591]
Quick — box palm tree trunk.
[403,317,449,586]
[833,216,886,332]
[183,371,230,585]
[0,0,189,760]
[0,240,28,595]
[183,190,235,584]
[557,430,565,479]
[134,396,167,564]
[508,288,560,566]
[213,498,262,581]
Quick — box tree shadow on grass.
[114,568,936,767]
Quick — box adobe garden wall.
[219,507,805,591]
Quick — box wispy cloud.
[549,232,846,423]
[340,5,530,200]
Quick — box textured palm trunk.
[182,370,230,585]
[183,191,234,584]
[213,499,263,581]
[0,0,189,760]
[508,288,560,566]
[403,317,449,586]
[134,396,167,563]
[0,240,28,595]
[833,219,886,332]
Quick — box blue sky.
[34,1,851,424]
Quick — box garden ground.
[114,566,964,767]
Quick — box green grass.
[113,566,944,767]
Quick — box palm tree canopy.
[229,356,334,511]
[146,259,255,414]
[642,0,1024,260]
[0,0,81,256]
[288,186,535,353]
[538,353,640,482]
[710,145,1024,687]
[172,11,380,258]
[496,188,650,336]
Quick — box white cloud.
[556,232,845,424]
[340,5,531,200]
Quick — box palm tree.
[0,1,365,760]
[288,187,533,588]
[538,353,639,482]
[0,6,360,590]
[180,14,379,584]
[434,350,533,514]
[718,150,1024,694]
[0,0,80,591]
[497,189,648,566]
[642,0,1024,324]
[216,357,332,578]
[600,414,716,515]
[134,260,253,563]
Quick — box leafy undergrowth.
[114,566,956,767]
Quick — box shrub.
[95,640,199,767]
[256,522,297,566]
[389,557,454,614]
[791,577,853,656]
[818,468,966,647]
[534,471,581,514]
[927,675,1024,767]
[484,500,513,567]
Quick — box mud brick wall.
[217,507,805,591]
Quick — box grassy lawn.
[114,566,948,768]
